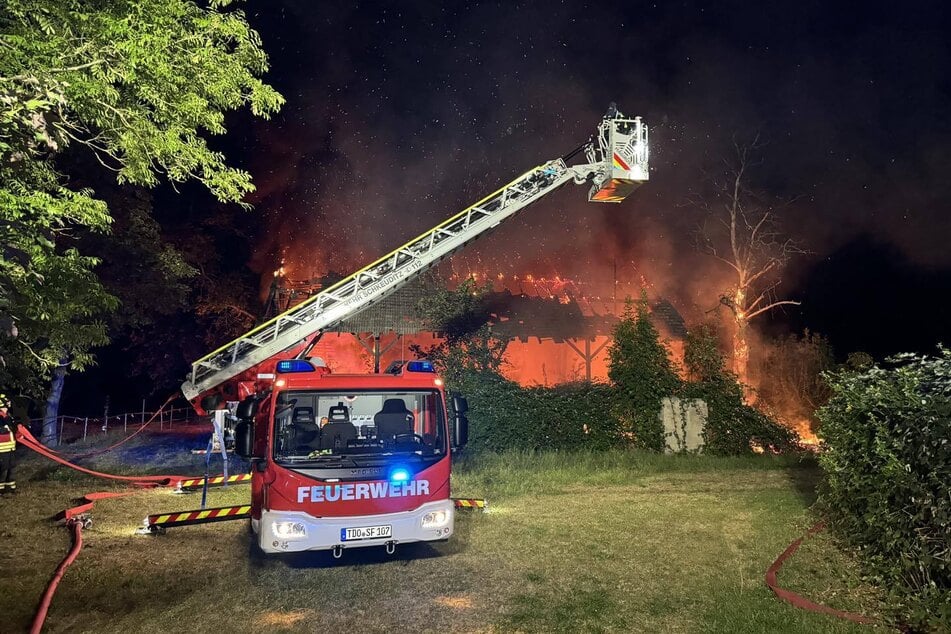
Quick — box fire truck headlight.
[273,521,307,539]
[421,510,449,529]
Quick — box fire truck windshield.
[272,390,447,464]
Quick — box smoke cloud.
[237,0,951,326]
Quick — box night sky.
[219,0,949,361]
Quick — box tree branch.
[745,300,801,321]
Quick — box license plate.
[341,524,392,541]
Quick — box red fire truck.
[185,107,649,556]
[232,358,466,556]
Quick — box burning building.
[263,270,688,386]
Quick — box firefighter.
[0,394,17,496]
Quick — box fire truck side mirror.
[451,395,469,447]
[452,395,469,448]
[235,421,253,458]
[236,397,259,420]
[453,414,469,448]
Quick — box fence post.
[141,399,145,424]
[58,416,64,445]
[83,416,88,440]
[124,412,128,432]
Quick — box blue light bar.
[405,360,435,373]
[276,359,315,373]
[390,468,410,483]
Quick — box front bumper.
[257,499,454,554]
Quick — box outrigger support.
[136,504,251,535]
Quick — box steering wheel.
[394,433,425,444]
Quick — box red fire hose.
[30,489,146,634]
[30,517,84,634]
[18,411,220,632]
[19,422,182,633]
[41,392,180,460]
[15,427,185,487]
[765,522,876,625]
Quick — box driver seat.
[374,399,413,441]
[292,407,319,450]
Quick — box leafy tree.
[411,276,508,388]
[607,292,681,451]
[683,322,727,383]
[0,0,282,440]
[123,202,259,391]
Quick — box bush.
[524,382,626,451]
[608,294,680,451]
[818,350,951,631]
[455,370,533,451]
[682,380,797,455]
[456,370,626,453]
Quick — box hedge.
[456,371,626,452]
[817,350,950,631]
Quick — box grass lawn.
[0,440,889,633]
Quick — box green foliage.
[1,0,283,198]
[0,0,282,393]
[412,276,508,388]
[417,283,795,457]
[457,370,626,452]
[0,161,115,383]
[452,370,529,451]
[818,350,951,630]
[608,293,681,451]
[414,278,624,453]
[81,188,196,330]
[682,323,797,455]
[524,382,626,451]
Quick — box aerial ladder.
[182,106,649,410]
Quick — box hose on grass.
[764,522,876,626]
[31,489,145,634]
[43,392,181,460]
[21,414,235,632]
[15,426,185,487]
[30,518,84,634]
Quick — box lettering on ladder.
[297,480,430,504]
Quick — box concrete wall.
[660,397,708,453]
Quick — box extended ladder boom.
[182,110,648,403]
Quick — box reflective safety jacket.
[0,423,15,453]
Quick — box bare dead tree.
[691,135,805,386]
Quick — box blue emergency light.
[276,359,315,373]
[405,360,435,373]
[389,467,410,483]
